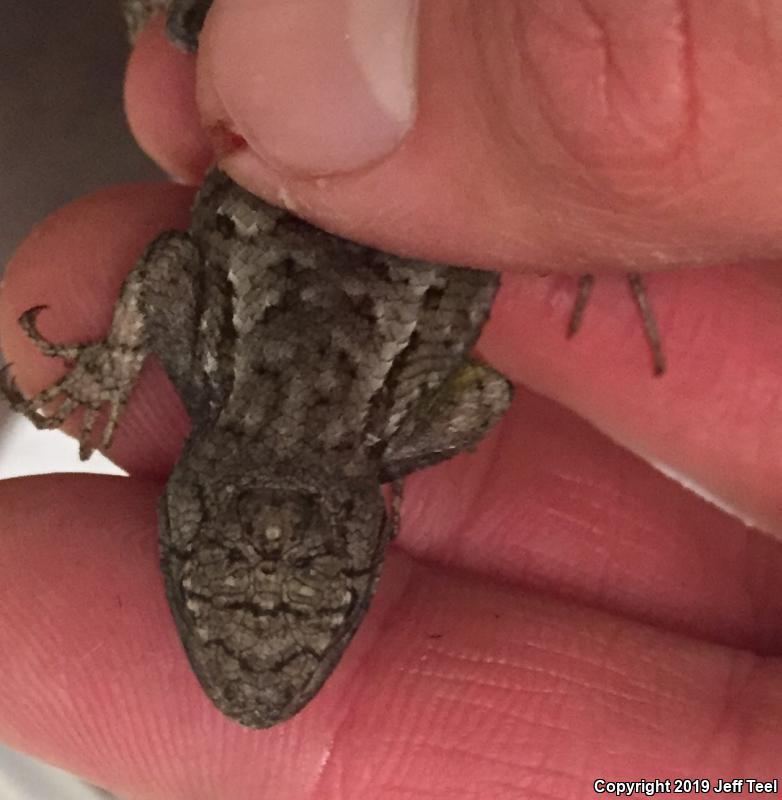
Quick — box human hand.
[3,3,782,797]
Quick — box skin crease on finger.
[126,0,782,271]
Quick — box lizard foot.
[566,273,666,376]
[1,307,144,459]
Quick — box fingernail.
[207,0,420,176]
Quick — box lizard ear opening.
[159,472,388,727]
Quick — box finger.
[3,187,782,650]
[125,15,212,182]
[1,475,781,800]
[125,0,782,271]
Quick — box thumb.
[129,0,782,272]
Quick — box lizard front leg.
[1,232,200,459]
[380,359,513,482]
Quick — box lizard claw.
[1,309,145,458]
[0,354,133,459]
[0,363,55,427]
[0,363,24,408]
[18,306,83,361]
[0,362,84,432]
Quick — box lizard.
[1,5,513,726]
[3,0,667,729]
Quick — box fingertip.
[125,15,213,182]
[0,183,196,477]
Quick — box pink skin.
[3,2,782,796]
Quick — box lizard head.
[158,446,390,728]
